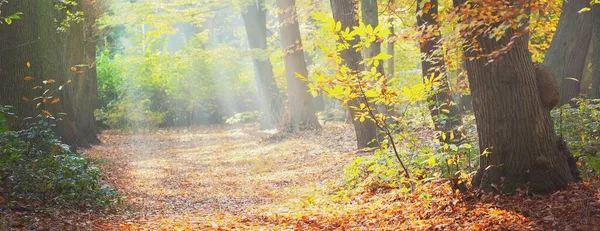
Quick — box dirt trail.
[86,125,357,230]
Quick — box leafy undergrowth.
[13,123,600,230]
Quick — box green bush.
[552,98,600,176]
[0,120,120,211]
[225,111,260,125]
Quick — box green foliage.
[0,11,22,25]
[96,49,122,109]
[553,98,600,176]
[316,108,346,124]
[225,111,260,125]
[305,13,480,193]
[96,3,259,129]
[54,0,85,33]
[343,148,404,192]
[0,105,12,133]
[0,123,120,211]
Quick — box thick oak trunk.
[278,0,321,132]
[543,0,592,105]
[0,0,92,147]
[456,2,580,194]
[417,0,462,139]
[331,0,379,148]
[242,0,283,129]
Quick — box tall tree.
[241,0,283,129]
[417,0,462,139]
[455,0,580,193]
[361,0,384,77]
[63,0,102,145]
[590,3,600,99]
[543,0,593,105]
[0,0,95,147]
[386,0,395,79]
[277,0,321,131]
[331,0,379,148]
[304,0,325,112]
[361,0,389,120]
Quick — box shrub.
[552,98,600,177]
[225,111,260,126]
[0,117,120,211]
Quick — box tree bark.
[277,0,321,132]
[590,3,600,99]
[543,0,593,105]
[0,0,92,147]
[62,0,101,145]
[456,2,580,194]
[331,0,379,148]
[241,0,283,129]
[361,0,384,78]
[304,0,325,112]
[417,0,462,140]
[387,12,395,79]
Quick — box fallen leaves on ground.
[4,123,599,230]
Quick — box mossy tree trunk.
[331,0,379,148]
[62,0,101,145]
[0,0,95,147]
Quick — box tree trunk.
[63,0,101,145]
[0,0,91,147]
[305,51,326,112]
[417,0,462,140]
[590,3,600,99]
[387,11,395,79]
[304,0,325,112]
[361,0,384,78]
[277,0,321,132]
[331,0,379,149]
[241,0,283,129]
[543,0,593,105]
[456,2,580,193]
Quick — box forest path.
[87,125,357,230]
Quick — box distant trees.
[543,0,593,105]
[330,0,379,148]
[241,0,284,129]
[0,0,100,147]
[454,0,580,193]
[277,0,321,132]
